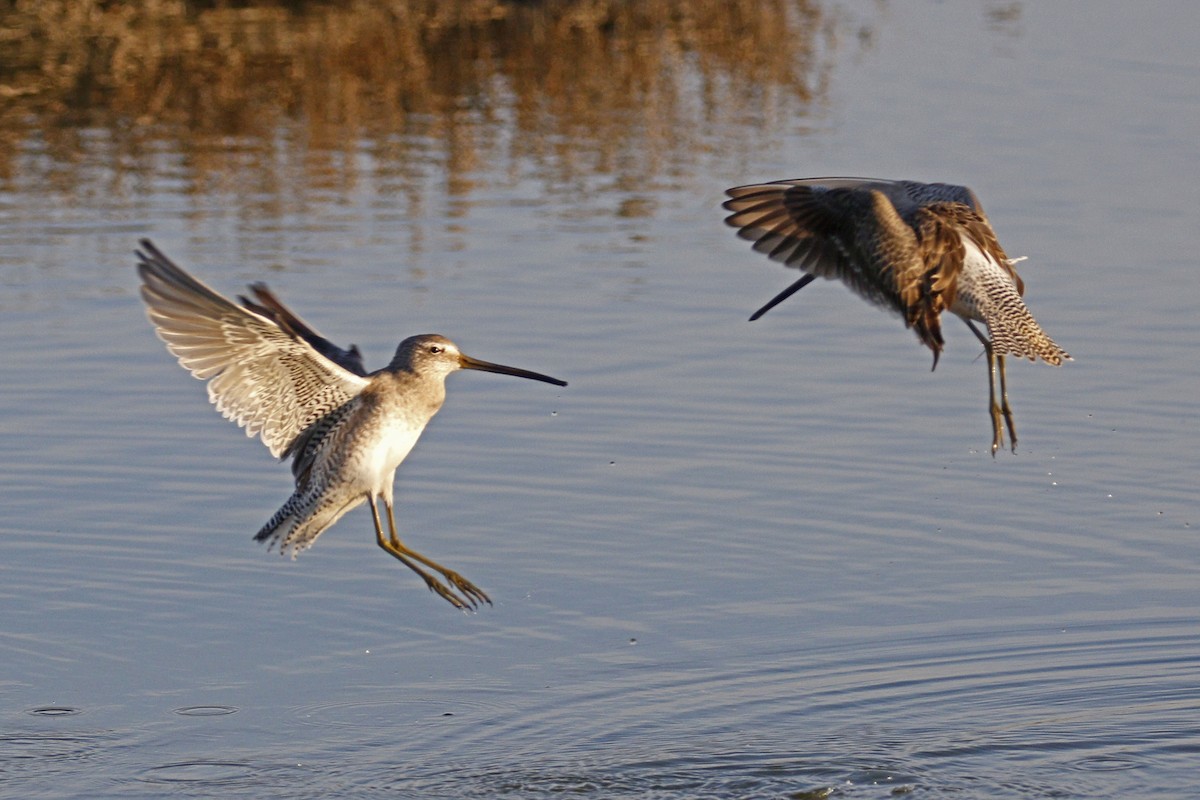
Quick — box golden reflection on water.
[0,0,838,206]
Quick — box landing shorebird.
[723,178,1068,454]
[137,239,567,609]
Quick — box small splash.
[789,788,833,799]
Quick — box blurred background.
[2,2,1198,798]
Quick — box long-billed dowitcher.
[137,239,567,609]
[723,177,1069,454]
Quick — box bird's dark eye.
[429,345,443,354]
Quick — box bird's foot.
[440,570,492,608]
[989,415,1017,456]
[419,573,478,611]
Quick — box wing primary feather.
[136,239,370,458]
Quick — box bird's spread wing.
[897,179,979,214]
[724,177,995,310]
[725,178,917,314]
[137,239,370,458]
[238,284,368,377]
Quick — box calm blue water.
[2,2,1198,797]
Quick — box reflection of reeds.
[0,0,830,202]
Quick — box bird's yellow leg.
[384,499,491,608]
[368,497,475,610]
[997,354,1017,453]
[985,342,1006,456]
[966,320,1006,456]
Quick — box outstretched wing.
[724,178,875,283]
[137,239,370,458]
[723,177,990,309]
[724,178,917,314]
[238,283,368,377]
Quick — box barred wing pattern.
[137,240,370,459]
[239,283,368,377]
[723,177,1069,454]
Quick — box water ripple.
[25,706,84,717]
[291,695,513,731]
[173,705,239,717]
[139,760,257,785]
[385,617,1200,798]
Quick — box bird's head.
[391,334,567,387]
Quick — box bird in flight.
[137,240,567,609]
[723,177,1068,454]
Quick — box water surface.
[2,1,1198,797]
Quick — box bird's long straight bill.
[749,273,816,321]
[459,355,567,387]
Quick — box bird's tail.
[984,281,1070,366]
[254,489,361,557]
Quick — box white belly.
[356,417,426,497]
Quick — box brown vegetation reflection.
[0,0,832,209]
